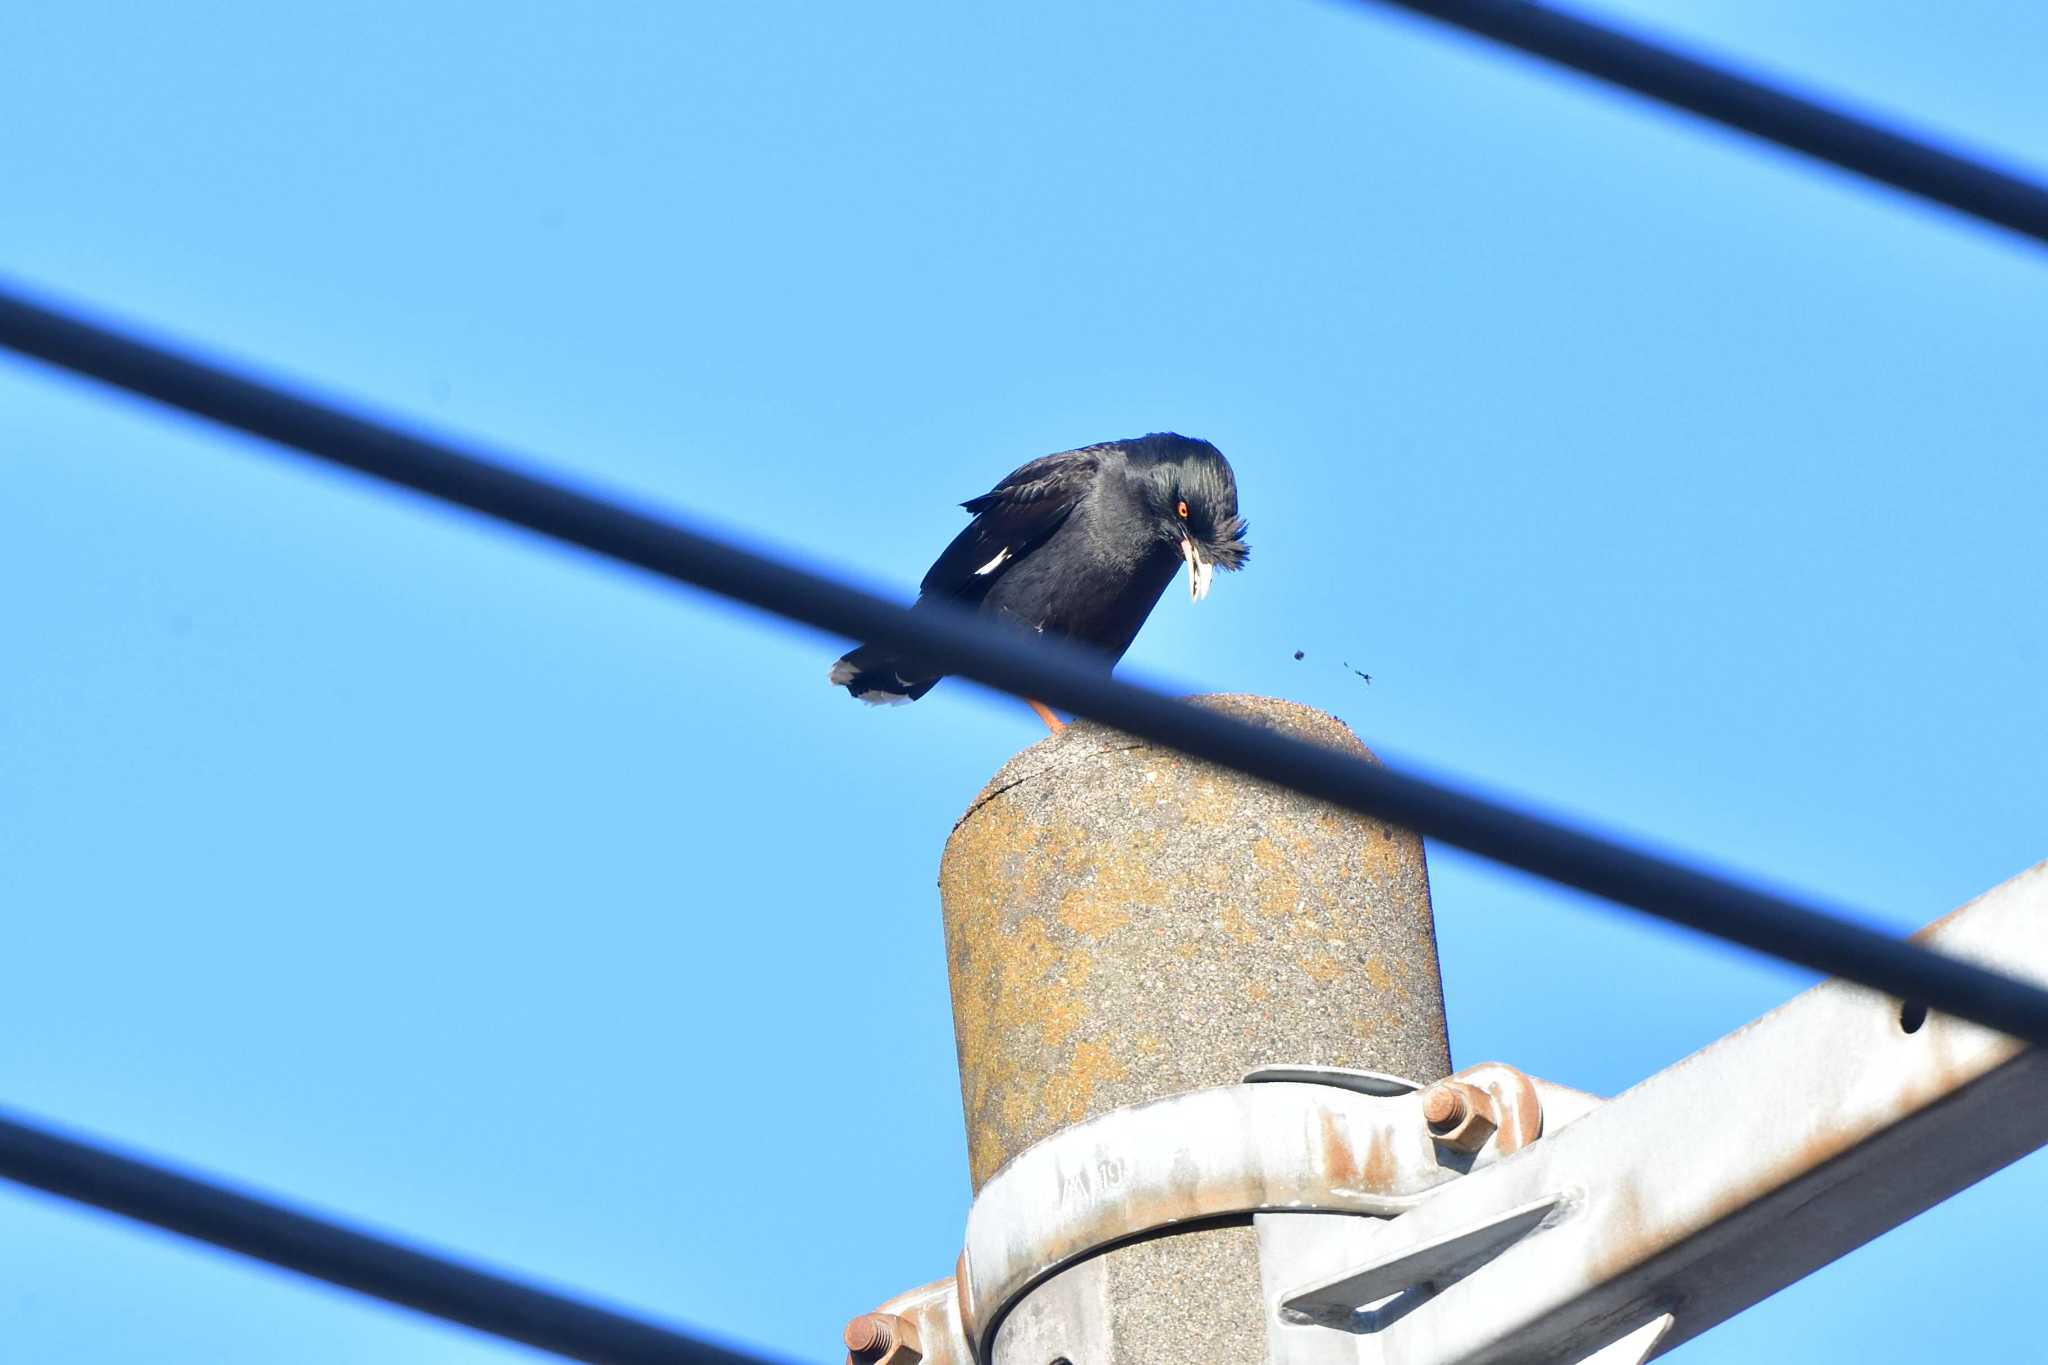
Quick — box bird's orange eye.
[1176,500,1190,519]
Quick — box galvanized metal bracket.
[846,863,2048,1365]
[960,1062,1598,1356]
[846,1062,1590,1365]
[1270,861,2048,1365]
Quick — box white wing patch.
[860,687,914,707]
[974,547,1012,575]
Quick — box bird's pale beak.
[1180,536,1215,603]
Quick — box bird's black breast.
[980,505,1180,665]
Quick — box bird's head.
[1129,434,1250,602]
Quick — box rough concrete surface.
[942,694,1451,1187]
[940,694,1451,1364]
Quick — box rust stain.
[1588,1115,1870,1288]
[1587,1179,1654,1286]
[1320,1110,1362,1191]
[1359,1127,1397,1193]
[1705,1118,1865,1232]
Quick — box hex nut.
[1424,1081,1498,1153]
[844,1312,922,1365]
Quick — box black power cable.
[6,16,2043,1360]
[1348,0,2048,247]
[0,1109,787,1365]
[3,283,2044,1049]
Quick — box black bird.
[830,432,1249,732]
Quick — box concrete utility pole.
[845,710,2048,1365]
[938,695,1451,1365]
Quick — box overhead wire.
[6,10,2048,1354]
[2,282,2044,1047]
[12,10,2048,1358]
[0,1108,788,1365]
[1346,0,2048,248]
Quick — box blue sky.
[4,2,2045,1361]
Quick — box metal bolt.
[1423,1084,1468,1132]
[1423,1080,1498,1153]
[843,1314,897,1360]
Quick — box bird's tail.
[829,644,941,705]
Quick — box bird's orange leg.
[1026,698,1067,734]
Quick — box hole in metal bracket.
[1243,1065,1421,1096]
[1900,1000,1928,1034]
[1281,1195,1562,1326]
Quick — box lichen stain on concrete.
[1045,1038,1129,1128]
[1254,836,1321,926]
[1217,903,1258,945]
[942,695,1451,1189]
[1058,889,1133,938]
[1300,954,1348,985]
[999,1084,1030,1136]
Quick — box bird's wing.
[919,448,1102,598]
